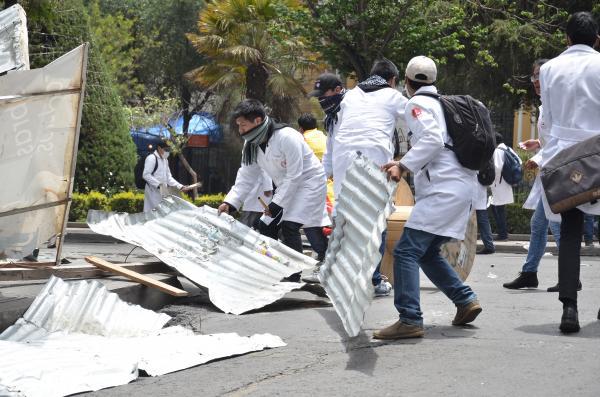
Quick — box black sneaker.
[503,272,538,289]
[547,281,582,292]
[476,247,495,255]
[559,305,580,333]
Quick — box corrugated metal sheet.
[0,276,286,397]
[319,154,397,337]
[0,276,170,340]
[87,197,317,314]
[0,4,29,73]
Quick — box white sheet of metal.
[0,44,87,261]
[0,4,29,73]
[87,197,317,314]
[0,276,286,397]
[319,154,397,337]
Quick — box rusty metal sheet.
[0,44,88,262]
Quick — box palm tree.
[186,0,308,122]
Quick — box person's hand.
[217,203,230,216]
[264,190,272,197]
[525,159,539,170]
[381,161,405,182]
[518,139,541,152]
[180,185,190,192]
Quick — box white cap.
[405,56,437,84]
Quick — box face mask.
[162,150,170,159]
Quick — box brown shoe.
[373,320,424,340]
[452,300,482,326]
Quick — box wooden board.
[85,256,188,297]
[0,261,172,282]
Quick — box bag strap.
[412,91,452,150]
[151,153,159,176]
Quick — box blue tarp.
[130,112,223,155]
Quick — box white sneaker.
[374,279,392,297]
[302,264,322,283]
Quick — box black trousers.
[258,212,303,253]
[558,208,584,305]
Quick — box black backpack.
[477,157,495,186]
[500,147,523,186]
[414,92,496,171]
[134,153,158,189]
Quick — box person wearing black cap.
[538,11,600,332]
[309,72,345,180]
[143,141,189,212]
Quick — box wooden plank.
[0,262,173,281]
[85,256,188,297]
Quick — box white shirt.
[489,143,520,206]
[143,152,183,212]
[331,85,407,198]
[539,44,600,217]
[400,86,477,240]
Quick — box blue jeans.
[393,227,478,326]
[583,214,595,243]
[522,199,561,272]
[490,205,508,239]
[304,227,328,261]
[372,230,386,286]
[476,210,495,251]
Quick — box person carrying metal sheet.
[218,99,327,282]
[537,12,600,333]
[374,56,482,339]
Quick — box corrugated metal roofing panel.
[0,277,286,397]
[319,154,397,337]
[87,197,316,314]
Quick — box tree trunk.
[245,63,268,103]
[178,153,199,200]
[181,83,192,133]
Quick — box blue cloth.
[304,227,328,261]
[393,227,477,326]
[522,199,561,272]
[372,230,387,286]
[583,214,595,242]
[476,210,495,251]
[490,205,508,239]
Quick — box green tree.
[186,0,308,122]
[23,0,137,193]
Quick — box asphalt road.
[78,250,600,397]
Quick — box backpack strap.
[151,152,159,175]
[411,91,453,151]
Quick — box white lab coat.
[489,143,520,206]
[330,86,407,198]
[523,106,548,210]
[473,182,488,211]
[143,152,183,212]
[224,126,327,227]
[241,170,272,213]
[322,120,339,179]
[539,44,600,219]
[400,86,477,240]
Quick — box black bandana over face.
[318,89,346,135]
[357,75,391,92]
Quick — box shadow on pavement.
[516,320,600,338]
[316,308,379,376]
[424,324,478,339]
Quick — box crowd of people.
[142,11,599,337]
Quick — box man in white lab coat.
[374,56,481,340]
[538,11,600,332]
[325,59,408,296]
[143,141,188,212]
[218,99,327,282]
[238,170,272,229]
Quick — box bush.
[109,191,145,213]
[488,203,533,234]
[67,191,226,221]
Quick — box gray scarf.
[241,116,270,165]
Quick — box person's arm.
[268,132,305,217]
[142,154,161,188]
[322,134,334,178]
[399,102,445,172]
[221,162,262,213]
